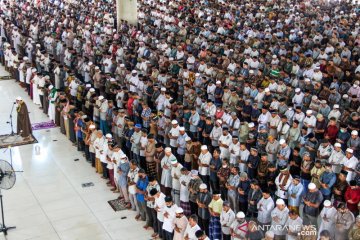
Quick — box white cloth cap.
[199,183,207,189]
[279,139,286,145]
[324,200,331,207]
[179,127,185,131]
[171,120,178,125]
[308,183,316,190]
[85,84,91,88]
[295,88,301,93]
[334,143,341,148]
[175,207,184,214]
[89,124,96,129]
[16,96,22,101]
[171,158,178,164]
[110,78,116,82]
[31,69,37,73]
[201,145,208,150]
[346,148,354,153]
[48,85,54,90]
[195,73,200,77]
[95,66,100,70]
[185,136,191,141]
[248,122,255,128]
[98,96,104,100]
[276,199,285,205]
[105,133,112,138]
[88,62,93,66]
[351,130,358,135]
[236,212,245,218]
[333,104,339,109]
[165,147,172,152]
[216,119,222,124]
[132,70,137,73]
[89,88,95,92]
[265,88,270,92]
[161,87,166,91]
[216,81,221,84]
[306,110,313,115]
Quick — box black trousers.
[198,217,209,236]
[190,201,198,215]
[39,95,44,108]
[101,162,109,178]
[90,152,96,167]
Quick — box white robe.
[32,75,41,105]
[48,89,57,121]
[318,206,337,239]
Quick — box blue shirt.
[136,176,149,202]
[319,171,336,196]
[288,183,304,207]
[117,161,130,187]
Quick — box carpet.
[108,198,128,212]
[32,121,57,131]
[0,134,38,149]
[0,76,12,81]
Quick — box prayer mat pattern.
[108,198,128,212]
[0,134,38,149]
[32,121,57,131]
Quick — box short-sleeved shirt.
[208,198,224,215]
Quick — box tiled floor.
[0,66,151,240]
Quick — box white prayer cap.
[298,31,303,34]
[165,147,172,152]
[89,88,95,92]
[16,96,22,101]
[306,110,313,115]
[199,183,207,189]
[201,145,208,150]
[175,207,184,214]
[89,124,96,129]
[264,88,270,93]
[171,158,178,164]
[171,120,178,125]
[272,55,277,59]
[85,84,91,88]
[110,78,116,82]
[236,211,245,219]
[120,64,125,67]
[95,66,100,70]
[249,70,254,74]
[216,81,221,84]
[185,136,191,141]
[304,78,311,82]
[351,130,358,136]
[248,122,255,128]
[169,57,174,61]
[48,85,54,90]
[308,183,316,190]
[179,126,185,131]
[132,70,137,73]
[333,104,339,109]
[36,44,41,47]
[324,200,331,207]
[23,57,29,61]
[31,68,37,73]
[295,88,300,93]
[161,87,166,91]
[98,96,104,100]
[312,95,318,100]
[334,143,341,148]
[276,199,285,205]
[346,148,354,154]
[279,139,286,145]
[105,133,112,138]
[216,119,222,125]
[195,73,200,77]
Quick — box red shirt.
[345,186,360,212]
[326,125,339,144]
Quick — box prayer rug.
[32,121,57,131]
[0,134,38,149]
[0,76,12,81]
[108,198,128,212]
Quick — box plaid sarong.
[209,216,221,240]
[180,201,191,216]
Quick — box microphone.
[13,102,16,104]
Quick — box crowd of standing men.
[1,0,360,239]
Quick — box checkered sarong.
[209,216,221,240]
[180,201,191,216]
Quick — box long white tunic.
[318,206,337,239]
